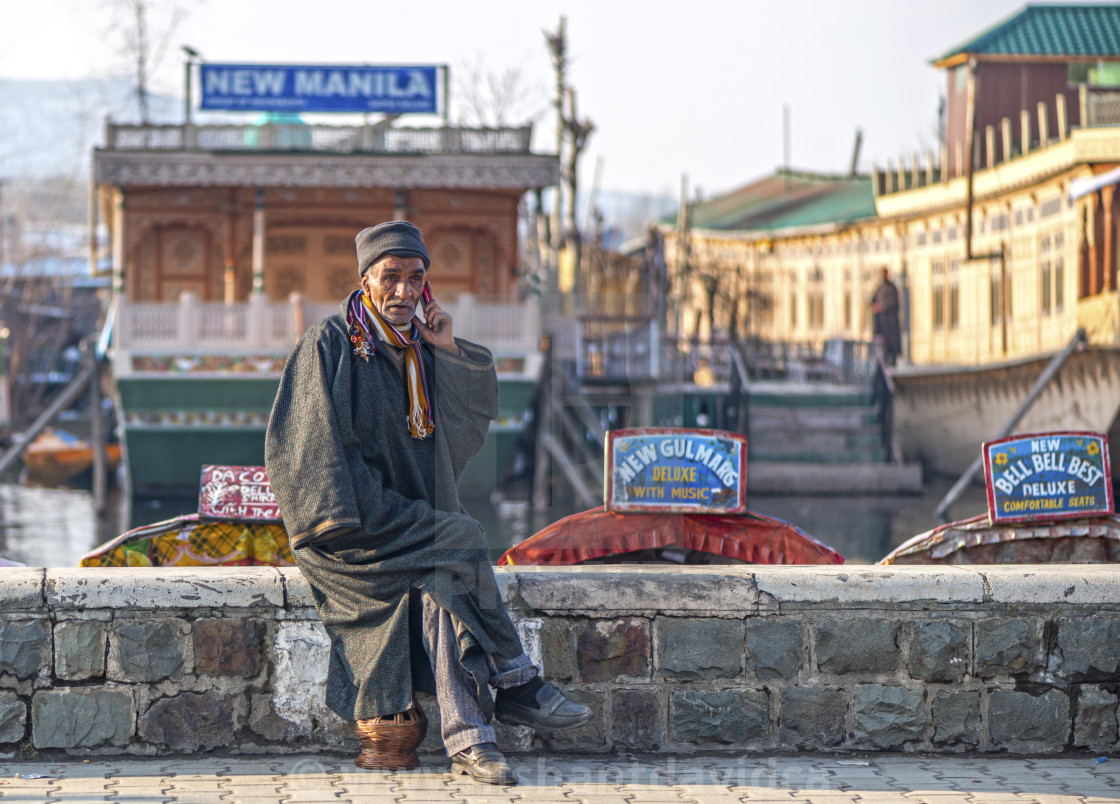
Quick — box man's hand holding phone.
[414,281,458,354]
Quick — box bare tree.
[106,0,195,123]
[453,55,546,128]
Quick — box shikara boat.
[879,513,1120,564]
[22,428,122,487]
[79,513,294,568]
[500,506,844,565]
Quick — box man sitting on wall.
[265,221,591,785]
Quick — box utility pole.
[674,174,692,382]
[563,87,594,298]
[544,16,567,307]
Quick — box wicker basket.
[353,697,428,771]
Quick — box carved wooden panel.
[264,227,358,302]
[266,234,308,256]
[162,230,205,276]
[273,266,305,298]
[327,267,354,299]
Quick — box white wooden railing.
[112,293,540,376]
[105,124,534,154]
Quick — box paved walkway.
[0,753,1117,803]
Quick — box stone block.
[753,565,983,604]
[515,566,759,615]
[611,688,662,749]
[1055,617,1120,676]
[745,618,803,681]
[576,618,650,682]
[271,621,331,734]
[908,620,969,682]
[538,688,605,752]
[931,690,981,746]
[988,689,1070,747]
[0,568,45,609]
[975,618,1041,676]
[0,619,49,679]
[0,691,25,744]
[851,684,925,749]
[193,618,262,678]
[46,566,284,609]
[108,621,184,682]
[53,621,106,681]
[671,690,767,744]
[539,618,575,682]
[32,688,132,748]
[514,616,543,670]
[492,567,519,605]
[248,694,305,743]
[279,567,315,609]
[778,687,846,748]
[139,691,235,752]
[1073,685,1119,747]
[655,617,743,680]
[814,620,898,675]
[980,565,1120,604]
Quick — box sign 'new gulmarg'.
[982,431,1113,524]
[605,428,747,514]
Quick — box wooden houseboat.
[662,4,1120,478]
[94,122,555,495]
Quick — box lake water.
[0,477,989,568]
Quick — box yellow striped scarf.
[359,292,435,440]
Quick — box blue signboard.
[983,431,1113,523]
[605,428,747,514]
[199,64,440,114]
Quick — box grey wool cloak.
[265,300,524,721]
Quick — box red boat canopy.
[500,506,844,566]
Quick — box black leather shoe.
[450,742,518,785]
[495,681,593,732]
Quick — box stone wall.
[1,565,1118,757]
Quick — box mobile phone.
[422,282,433,305]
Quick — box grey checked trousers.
[420,591,538,756]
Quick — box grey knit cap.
[355,221,431,276]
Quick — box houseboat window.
[949,259,960,330]
[809,269,825,331]
[932,260,944,330]
[1040,197,1062,218]
[1041,234,1053,316]
[954,65,968,91]
[789,274,798,329]
[843,269,852,331]
[1072,61,1120,87]
[1054,231,1065,312]
[990,261,1002,325]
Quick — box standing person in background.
[871,267,901,366]
[266,221,591,786]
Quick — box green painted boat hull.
[118,375,530,497]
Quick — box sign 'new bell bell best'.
[982,431,1113,524]
[605,428,748,514]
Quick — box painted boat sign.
[983,431,1113,523]
[199,465,282,523]
[605,428,747,514]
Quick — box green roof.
[665,171,875,234]
[935,4,1120,64]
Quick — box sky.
[0,0,1034,200]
